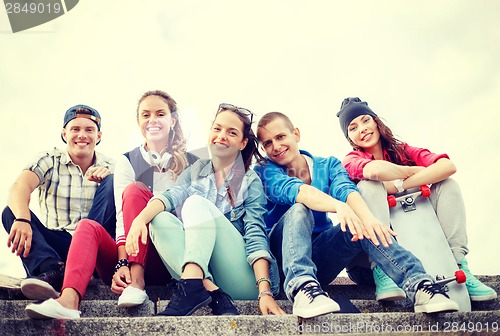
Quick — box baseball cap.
[61,104,101,144]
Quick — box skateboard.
[387,186,471,312]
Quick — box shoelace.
[169,281,188,306]
[421,282,450,298]
[39,262,65,279]
[301,285,328,303]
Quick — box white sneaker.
[292,282,340,318]
[25,299,80,319]
[117,286,149,308]
[414,281,459,313]
[21,278,59,301]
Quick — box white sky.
[0,1,499,277]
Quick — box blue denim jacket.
[254,150,359,233]
[154,158,280,295]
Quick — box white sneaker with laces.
[292,282,340,318]
[117,286,149,308]
[413,281,459,313]
[25,299,80,319]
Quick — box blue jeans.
[2,175,116,276]
[269,203,431,302]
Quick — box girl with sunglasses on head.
[126,104,285,316]
[25,90,198,319]
[337,97,496,303]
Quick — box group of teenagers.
[2,90,496,320]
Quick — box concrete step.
[1,276,498,335]
[2,275,498,301]
[2,294,499,319]
[1,277,498,313]
[1,311,499,335]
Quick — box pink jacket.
[342,143,449,182]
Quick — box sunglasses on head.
[217,103,254,123]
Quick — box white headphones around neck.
[140,145,172,171]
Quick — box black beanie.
[336,97,377,137]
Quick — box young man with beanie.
[337,97,497,302]
[254,111,460,318]
[2,104,116,301]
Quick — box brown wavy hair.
[348,116,416,166]
[137,90,190,180]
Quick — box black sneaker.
[21,264,64,301]
[158,279,212,316]
[208,289,239,315]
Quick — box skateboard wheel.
[387,195,397,208]
[455,270,466,283]
[420,185,431,198]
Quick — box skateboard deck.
[0,274,23,290]
[388,186,471,312]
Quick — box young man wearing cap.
[254,111,460,318]
[2,105,116,300]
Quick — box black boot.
[158,279,212,316]
[208,289,239,315]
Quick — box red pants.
[62,182,171,299]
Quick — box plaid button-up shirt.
[26,148,114,233]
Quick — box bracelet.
[258,290,273,300]
[14,218,32,225]
[256,277,271,288]
[114,259,129,273]
[392,179,405,193]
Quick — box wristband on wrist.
[392,179,405,193]
[14,218,32,225]
[256,277,271,288]
[258,290,273,300]
[114,259,129,273]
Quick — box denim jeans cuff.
[402,273,433,302]
[286,275,318,302]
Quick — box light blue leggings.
[149,195,258,299]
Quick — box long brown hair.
[214,105,266,171]
[213,105,265,207]
[137,90,190,180]
[349,117,416,166]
